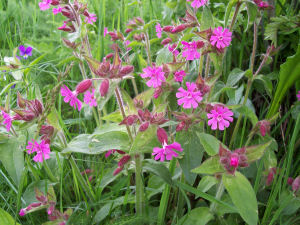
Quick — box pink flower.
[60,85,82,111]
[124,40,132,51]
[210,27,232,49]
[207,106,233,130]
[176,82,202,109]
[52,6,62,15]
[104,27,108,37]
[174,70,186,82]
[26,139,51,163]
[152,142,183,161]
[39,0,51,11]
[155,23,162,38]
[84,89,97,107]
[1,111,12,132]
[141,65,166,88]
[85,13,97,25]
[297,91,300,101]
[19,208,26,216]
[181,41,204,61]
[187,0,208,9]
[254,0,272,9]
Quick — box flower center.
[218,36,223,41]
[217,114,222,121]
[230,156,239,167]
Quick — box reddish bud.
[76,79,92,94]
[133,99,144,108]
[100,79,109,97]
[119,65,134,76]
[33,99,43,115]
[230,154,239,168]
[154,86,163,99]
[162,26,174,32]
[62,38,77,49]
[125,28,133,33]
[171,24,188,33]
[288,177,294,186]
[139,122,150,132]
[50,0,60,5]
[292,176,300,193]
[161,38,172,46]
[105,53,114,60]
[257,120,271,137]
[134,17,144,26]
[266,168,277,186]
[196,41,204,49]
[108,32,120,41]
[113,166,124,176]
[176,121,185,132]
[40,125,54,136]
[119,115,138,126]
[157,128,168,144]
[19,209,26,216]
[118,155,131,167]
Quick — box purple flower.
[181,41,204,61]
[174,70,186,82]
[104,27,108,37]
[297,91,300,101]
[84,89,97,107]
[141,65,166,88]
[39,0,51,11]
[152,142,183,161]
[176,82,202,109]
[60,85,82,111]
[210,27,232,49]
[187,0,208,9]
[207,106,233,130]
[26,139,51,163]
[19,45,33,59]
[155,23,162,38]
[52,6,62,15]
[85,13,97,25]
[1,110,12,132]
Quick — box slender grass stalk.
[210,180,224,213]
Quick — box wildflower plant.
[0,0,300,224]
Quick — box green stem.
[210,180,224,213]
[157,158,176,225]
[135,154,145,217]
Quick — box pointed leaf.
[198,133,221,156]
[144,159,173,185]
[177,207,214,225]
[246,141,272,163]
[191,156,225,175]
[222,172,258,225]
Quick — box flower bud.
[113,166,124,176]
[153,86,163,99]
[33,99,44,115]
[40,125,54,136]
[171,24,188,33]
[118,155,131,167]
[125,28,133,33]
[196,41,204,49]
[162,26,174,32]
[47,204,55,215]
[76,79,92,94]
[288,177,294,186]
[176,121,185,132]
[133,98,144,108]
[230,154,239,168]
[161,38,172,46]
[61,8,73,18]
[139,122,150,132]
[62,38,77,49]
[19,209,26,216]
[258,120,271,137]
[134,17,144,26]
[100,79,109,97]
[292,176,300,194]
[119,65,134,76]
[50,0,60,6]
[17,92,26,108]
[157,128,168,144]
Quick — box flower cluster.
[187,0,208,9]
[219,145,249,174]
[181,41,204,61]
[26,139,51,163]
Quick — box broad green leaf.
[138,54,147,68]
[267,45,300,118]
[254,75,273,96]
[156,47,173,65]
[223,172,258,225]
[23,180,55,205]
[191,156,225,175]
[130,125,159,154]
[120,88,136,114]
[101,111,123,123]
[226,68,245,87]
[201,6,214,30]
[93,123,127,135]
[135,88,155,109]
[47,108,62,131]
[198,133,221,156]
[0,208,20,225]
[246,141,271,163]
[177,129,204,184]
[144,159,173,185]
[0,137,24,185]
[235,105,258,126]
[245,2,258,31]
[224,0,238,27]
[177,207,214,225]
[197,176,218,193]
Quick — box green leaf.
[120,88,136,114]
[144,159,173,185]
[191,156,225,175]
[0,137,24,185]
[0,208,20,225]
[197,176,218,193]
[198,133,221,156]
[177,207,214,225]
[130,125,159,154]
[201,6,214,30]
[101,111,123,123]
[23,180,56,205]
[156,47,173,65]
[254,75,273,97]
[177,129,204,184]
[267,45,300,118]
[246,141,272,163]
[135,88,155,109]
[226,68,245,87]
[245,2,258,32]
[222,172,258,225]
[235,105,258,126]
[224,0,238,27]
